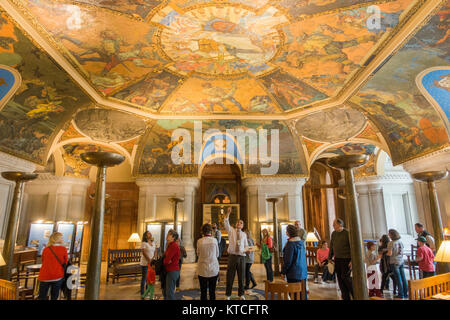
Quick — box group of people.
[35,216,437,301]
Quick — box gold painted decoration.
[59,122,84,142]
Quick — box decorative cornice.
[355,171,412,185]
[402,147,450,173]
[27,173,91,186]
[242,176,307,188]
[135,177,200,188]
[0,151,36,172]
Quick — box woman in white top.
[140,231,156,296]
[197,223,220,300]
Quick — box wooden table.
[424,291,450,300]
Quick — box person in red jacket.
[163,229,180,300]
[38,232,68,300]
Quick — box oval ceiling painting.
[74,108,146,142]
[295,107,366,142]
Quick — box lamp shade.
[0,253,5,266]
[306,232,319,242]
[435,240,450,263]
[127,233,141,243]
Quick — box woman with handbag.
[259,229,274,282]
[38,232,68,300]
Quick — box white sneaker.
[240,295,246,300]
[226,296,231,300]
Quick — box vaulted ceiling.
[0,0,448,178]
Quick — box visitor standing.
[328,218,353,300]
[387,229,408,299]
[212,223,222,257]
[415,223,436,253]
[259,228,274,282]
[294,220,307,242]
[197,223,220,300]
[224,206,247,300]
[38,232,68,300]
[365,242,382,297]
[415,236,435,278]
[140,231,156,296]
[175,238,187,290]
[281,224,308,299]
[244,230,257,290]
[163,229,181,300]
[378,234,396,295]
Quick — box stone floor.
[73,263,402,300]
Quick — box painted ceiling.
[0,0,448,178]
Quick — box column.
[328,155,369,300]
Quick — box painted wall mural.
[0,11,91,164]
[61,143,115,177]
[0,65,21,108]
[278,0,381,17]
[350,4,450,164]
[74,108,147,142]
[295,107,367,142]
[74,0,164,20]
[138,120,308,176]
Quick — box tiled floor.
[73,262,400,300]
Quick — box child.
[141,264,156,300]
[365,242,382,297]
[415,236,435,278]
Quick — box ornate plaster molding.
[402,147,450,173]
[0,151,36,172]
[242,176,307,188]
[135,177,200,189]
[355,171,412,185]
[27,173,91,186]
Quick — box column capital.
[355,172,412,185]
[27,173,91,187]
[402,147,450,174]
[242,176,307,188]
[0,151,36,172]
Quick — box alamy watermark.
[170,121,279,175]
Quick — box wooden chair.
[406,245,419,280]
[0,279,19,300]
[264,280,306,300]
[408,272,450,300]
[306,246,319,274]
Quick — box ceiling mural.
[137,120,308,176]
[0,65,21,108]
[8,0,421,116]
[275,0,412,96]
[160,75,280,113]
[73,108,147,142]
[0,10,91,164]
[350,3,450,164]
[416,67,450,127]
[295,106,367,142]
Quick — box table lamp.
[128,233,141,249]
[0,252,5,266]
[306,232,319,246]
[435,240,450,263]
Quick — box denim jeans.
[390,264,408,298]
[264,256,274,282]
[38,278,64,300]
[164,270,180,300]
[140,265,148,295]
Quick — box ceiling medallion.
[153,5,288,77]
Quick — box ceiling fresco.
[73,108,147,142]
[294,106,367,142]
[0,10,91,164]
[0,0,448,175]
[350,3,450,164]
[8,0,419,115]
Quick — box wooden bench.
[106,249,142,284]
[408,272,450,300]
[264,280,306,300]
[0,279,18,300]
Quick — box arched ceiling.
[0,0,448,178]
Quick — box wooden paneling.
[82,182,139,262]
